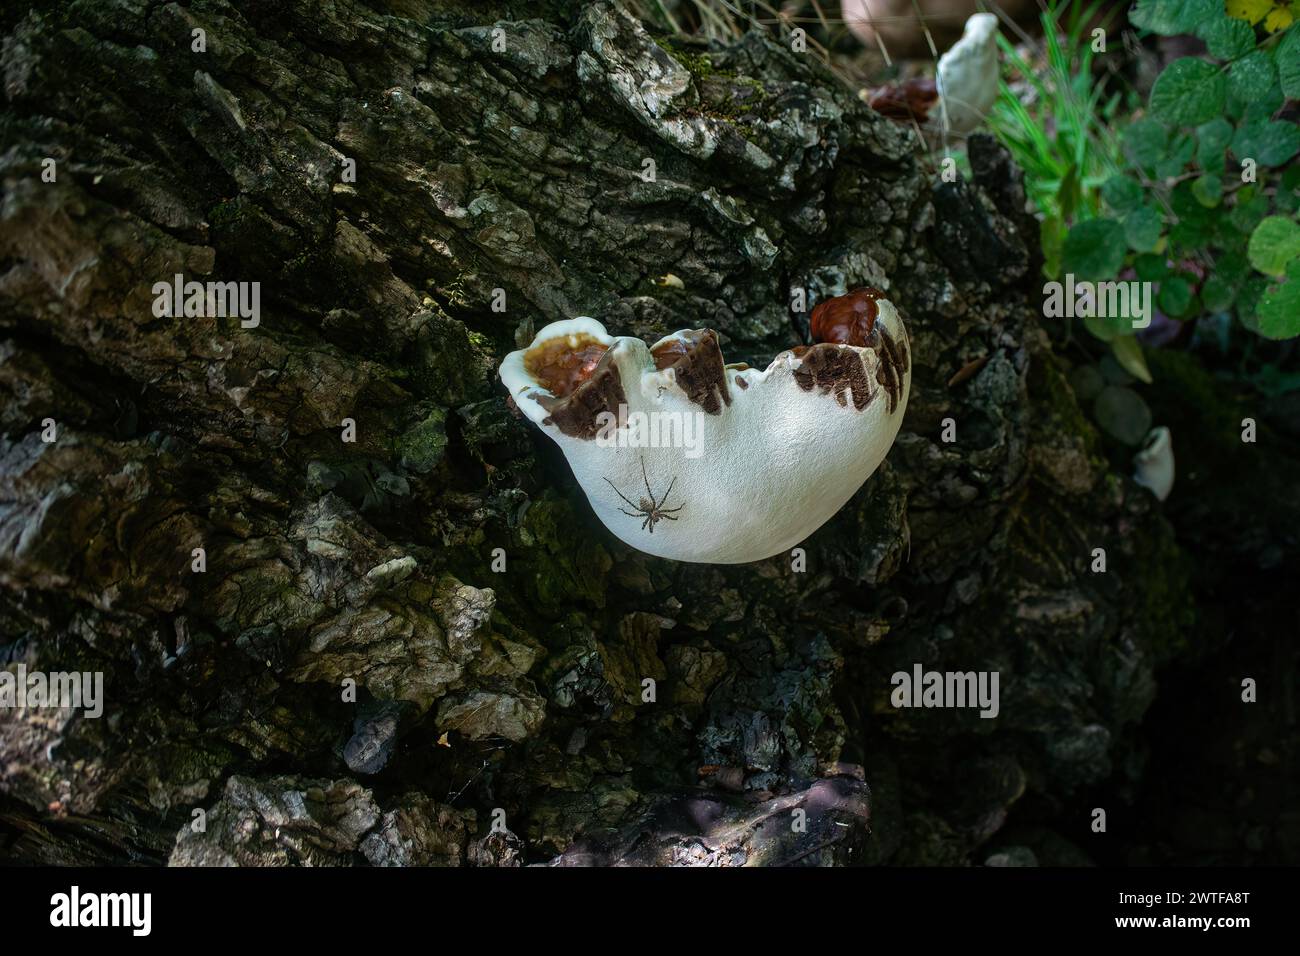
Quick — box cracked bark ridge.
[0,0,1251,867]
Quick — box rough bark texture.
[1,0,1294,866]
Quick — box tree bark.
[0,0,1278,867]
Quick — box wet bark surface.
[1,0,1295,865]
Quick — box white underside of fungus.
[936,12,1001,136]
[499,291,912,564]
[1133,426,1175,502]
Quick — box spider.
[604,457,684,533]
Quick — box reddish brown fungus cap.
[810,287,887,347]
[523,335,609,398]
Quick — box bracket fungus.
[499,289,912,564]
[1133,426,1175,502]
[936,12,1001,136]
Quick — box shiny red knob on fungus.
[810,287,886,347]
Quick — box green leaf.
[1198,16,1256,58]
[1159,275,1196,316]
[1278,26,1300,98]
[1040,215,1064,280]
[1063,219,1127,280]
[1171,181,1214,224]
[1247,216,1300,275]
[1253,260,1300,339]
[1237,274,1269,326]
[1201,275,1237,311]
[1154,133,1196,178]
[1085,314,1129,342]
[1093,386,1154,446]
[1230,186,1270,233]
[1196,117,1233,168]
[1057,163,1082,222]
[1170,221,1210,249]
[1212,211,1242,245]
[1231,119,1300,166]
[1123,119,1168,170]
[1135,253,1169,281]
[1124,205,1164,251]
[1228,50,1277,100]
[1216,248,1250,283]
[1191,174,1224,206]
[1131,0,1222,36]
[1109,336,1154,384]
[1150,58,1227,126]
[1242,83,1285,122]
[1278,166,1300,213]
[1102,175,1144,212]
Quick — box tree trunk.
[0,0,1286,867]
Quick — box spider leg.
[660,475,677,507]
[660,513,678,521]
[659,505,685,515]
[642,515,652,533]
[639,456,656,508]
[604,476,642,512]
[618,507,641,518]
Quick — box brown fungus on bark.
[863,76,940,124]
[530,343,627,440]
[802,288,910,414]
[791,344,877,411]
[524,335,610,398]
[810,287,886,347]
[874,326,910,414]
[651,330,731,415]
